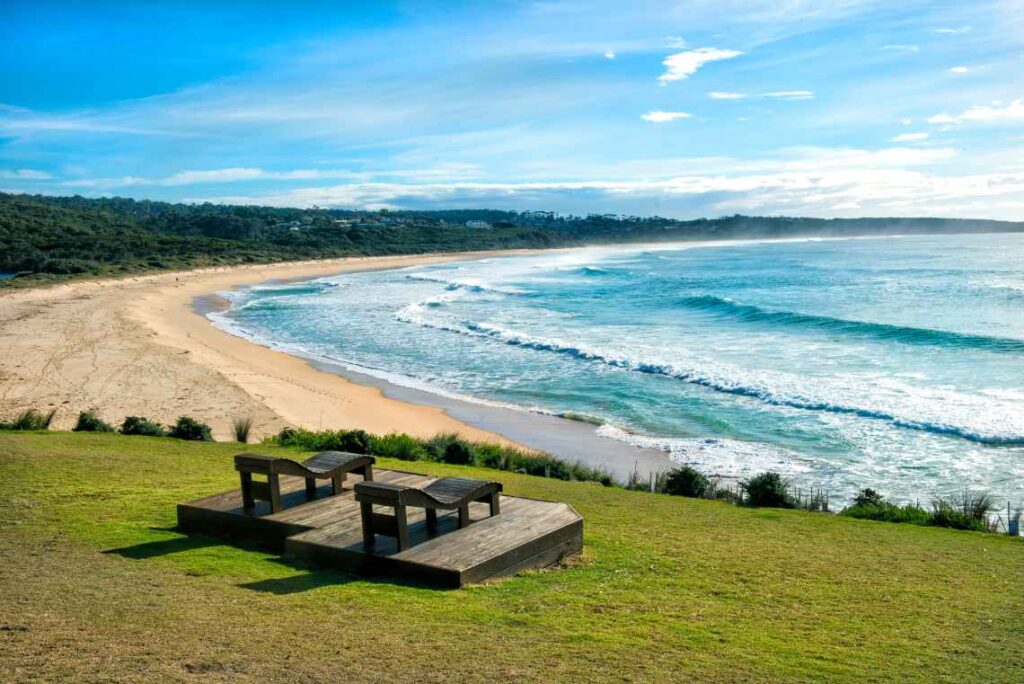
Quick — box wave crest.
[679,294,1024,353]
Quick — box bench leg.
[489,492,501,517]
[240,472,254,510]
[458,504,470,529]
[425,508,438,533]
[395,504,410,551]
[360,502,375,546]
[268,473,282,514]
[331,474,344,495]
[305,477,317,500]
[361,463,374,482]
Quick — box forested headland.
[3,191,1022,286]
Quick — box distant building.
[465,220,491,229]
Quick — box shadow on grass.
[237,558,448,594]
[104,534,223,559]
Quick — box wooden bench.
[354,477,502,551]
[235,451,375,514]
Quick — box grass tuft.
[231,417,253,444]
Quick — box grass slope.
[1,432,1021,682]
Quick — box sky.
[2,0,1023,219]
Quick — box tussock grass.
[232,417,253,444]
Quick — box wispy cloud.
[658,47,742,84]
[0,169,53,180]
[603,50,616,60]
[948,66,970,74]
[763,90,815,100]
[641,110,692,122]
[709,90,814,101]
[62,167,362,188]
[891,132,929,142]
[882,44,920,53]
[933,26,971,35]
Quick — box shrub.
[0,408,57,431]
[442,440,474,465]
[232,417,253,443]
[73,410,115,433]
[369,433,426,461]
[930,492,997,532]
[853,488,884,507]
[339,429,371,454]
[664,466,710,498]
[265,427,614,486]
[168,416,213,442]
[740,472,795,508]
[840,501,932,525]
[120,416,167,437]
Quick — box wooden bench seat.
[355,476,502,551]
[235,451,374,514]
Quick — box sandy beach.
[0,252,546,444]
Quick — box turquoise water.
[212,234,1024,505]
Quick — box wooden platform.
[177,468,583,588]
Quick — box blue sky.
[2,0,1023,218]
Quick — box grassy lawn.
[1,432,1021,682]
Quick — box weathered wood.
[177,468,583,587]
[234,451,375,513]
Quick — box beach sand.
[0,250,677,479]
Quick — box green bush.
[168,416,213,442]
[664,466,710,498]
[340,429,371,454]
[0,408,57,431]
[840,501,932,525]
[853,488,884,507]
[120,416,167,437]
[442,440,474,465]
[266,427,613,486]
[740,472,795,508]
[369,433,426,461]
[73,410,115,433]
[930,493,997,532]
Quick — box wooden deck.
[177,468,583,588]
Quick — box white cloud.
[933,26,971,34]
[891,132,929,142]
[709,91,746,100]
[948,66,970,74]
[603,50,616,60]
[641,110,692,123]
[658,47,742,84]
[61,167,362,188]
[900,118,913,125]
[882,44,919,53]
[665,36,686,49]
[763,90,815,100]
[959,99,1024,122]
[0,169,53,180]
[182,156,1024,221]
[927,99,1024,125]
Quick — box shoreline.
[0,248,678,479]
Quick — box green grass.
[1,432,1021,682]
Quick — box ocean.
[210,233,1024,506]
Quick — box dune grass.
[1,431,1022,683]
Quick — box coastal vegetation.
[7,408,1019,534]
[4,191,1024,287]
[0,430,1021,681]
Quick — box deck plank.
[177,468,582,587]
